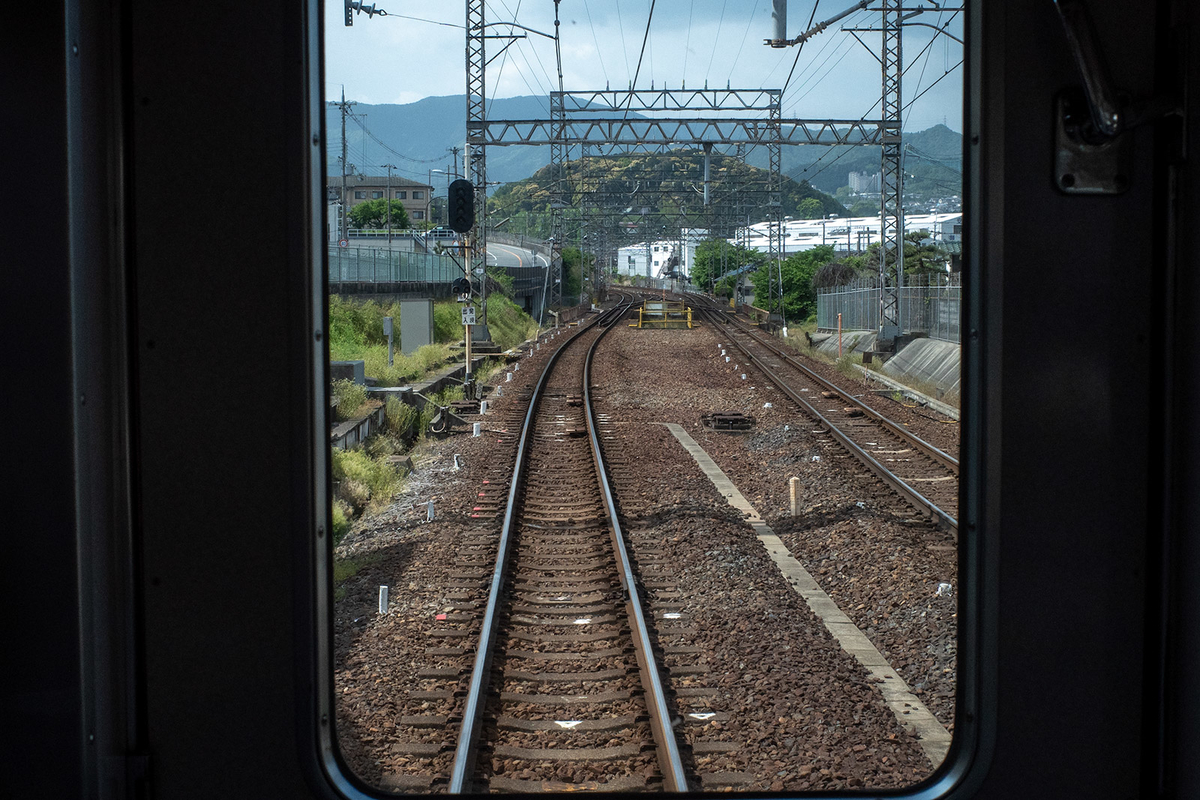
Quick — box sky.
[324,1,964,132]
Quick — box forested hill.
[784,124,964,196]
[487,150,847,232]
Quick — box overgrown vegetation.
[331,446,405,517]
[385,396,418,438]
[486,150,847,240]
[331,379,371,421]
[326,295,538,550]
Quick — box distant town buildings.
[848,170,882,193]
[327,175,434,239]
[616,228,708,279]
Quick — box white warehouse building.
[736,212,962,256]
[617,228,708,279]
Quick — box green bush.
[431,297,539,351]
[385,396,418,437]
[434,302,464,342]
[331,501,350,544]
[330,446,404,513]
[331,379,369,421]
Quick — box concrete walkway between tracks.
[663,422,953,768]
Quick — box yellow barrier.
[631,300,695,329]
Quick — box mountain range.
[327,95,962,196]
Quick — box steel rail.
[713,307,958,474]
[584,297,690,792]
[699,306,959,535]
[449,295,685,792]
[447,301,628,793]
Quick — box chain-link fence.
[328,245,462,284]
[817,273,962,343]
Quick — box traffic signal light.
[448,179,475,234]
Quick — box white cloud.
[324,1,963,131]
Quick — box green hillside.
[487,150,848,239]
[784,124,963,199]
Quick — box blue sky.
[324,1,963,132]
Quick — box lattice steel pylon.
[549,90,566,309]
[465,0,487,320]
[878,0,904,342]
[768,99,785,329]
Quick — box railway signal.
[448,179,474,234]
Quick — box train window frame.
[307,2,993,797]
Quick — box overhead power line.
[347,114,445,166]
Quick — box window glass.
[323,2,964,794]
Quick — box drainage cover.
[701,412,756,431]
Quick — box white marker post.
[462,303,476,381]
[378,586,389,614]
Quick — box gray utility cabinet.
[399,298,434,353]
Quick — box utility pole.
[383,163,396,246]
[329,87,357,242]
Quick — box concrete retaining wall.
[810,328,960,397]
[880,337,961,395]
[331,404,387,450]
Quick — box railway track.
[443,294,688,793]
[694,301,958,534]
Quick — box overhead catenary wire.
[486,0,527,119]
[703,0,729,86]
[627,0,657,98]
[780,1,822,97]
[581,0,610,86]
[348,114,444,165]
[724,0,763,82]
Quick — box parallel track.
[695,301,958,534]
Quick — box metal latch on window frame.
[1052,0,1181,194]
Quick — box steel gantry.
[464,0,951,335]
[479,85,883,326]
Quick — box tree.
[749,245,837,323]
[347,199,410,230]
[561,246,586,305]
[691,240,766,290]
[798,198,824,219]
[849,199,878,217]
